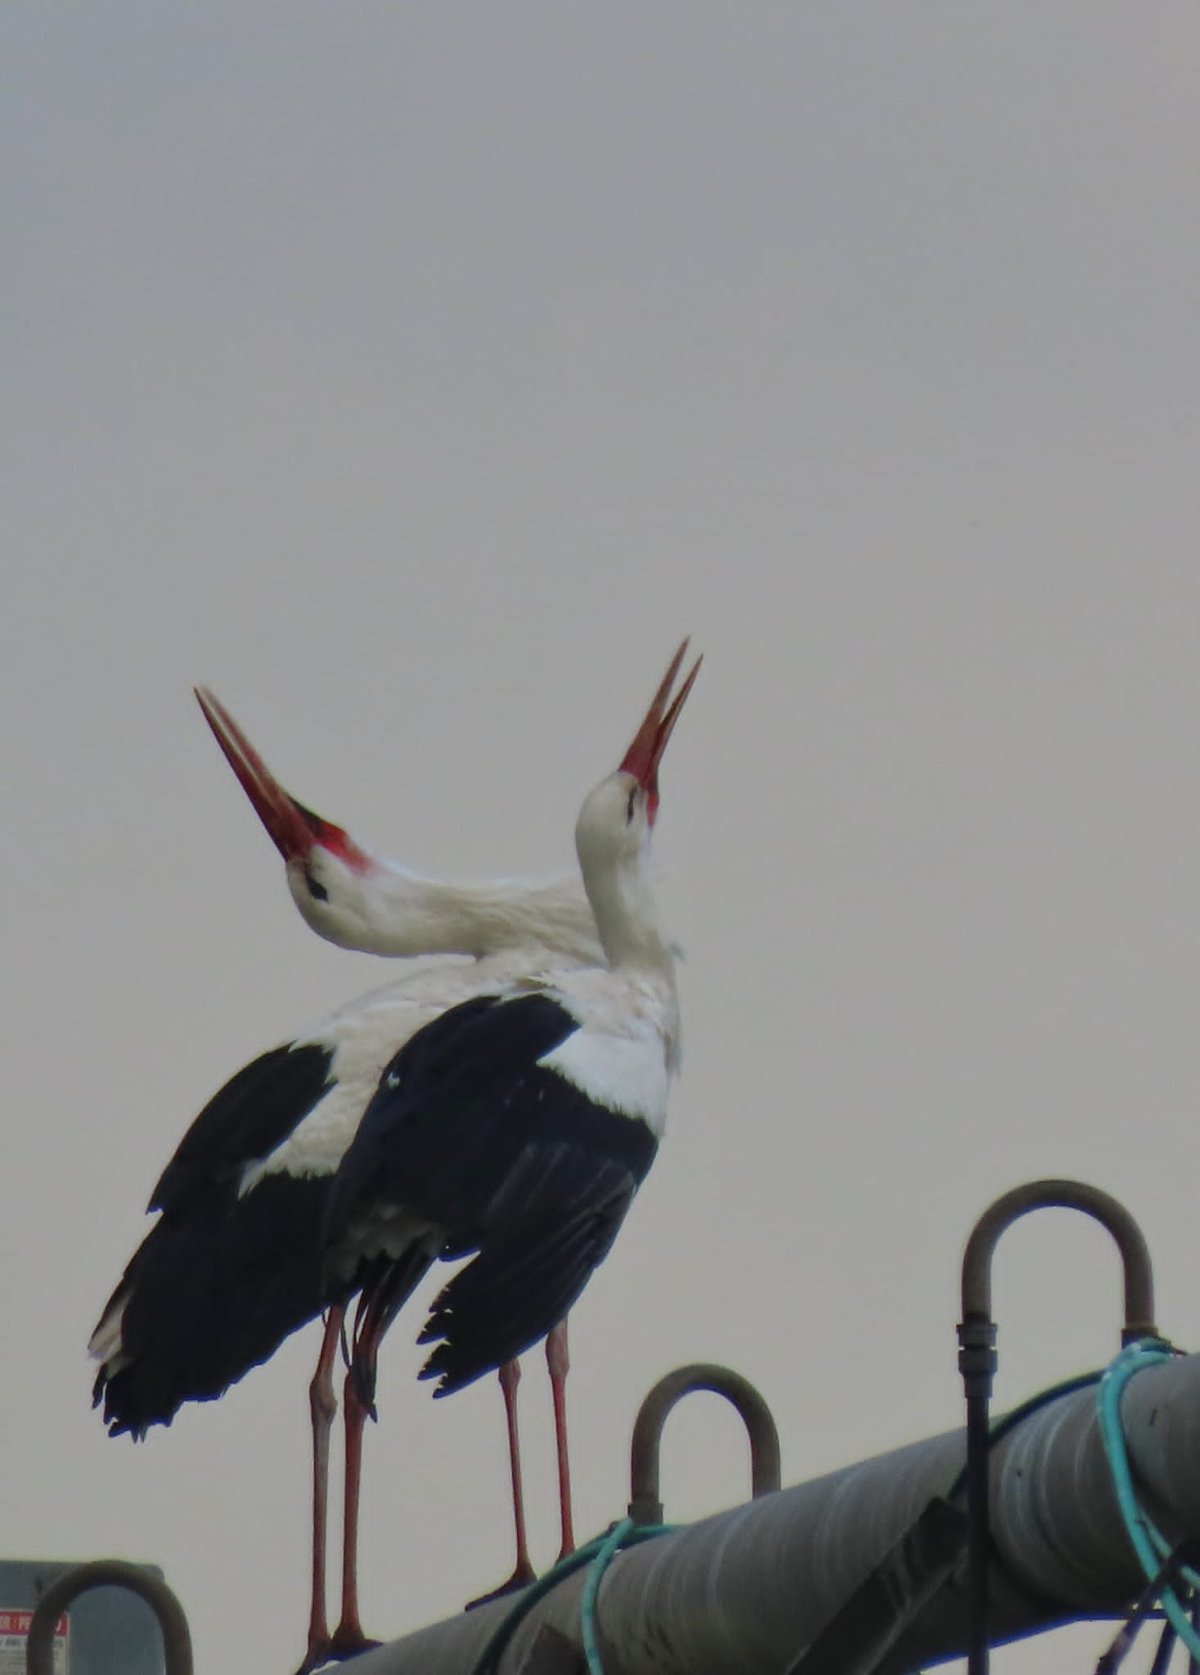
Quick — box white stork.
[91,645,697,1672]
[192,681,667,1596]
[193,683,605,1599]
[320,636,696,1653]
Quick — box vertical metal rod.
[963,1384,994,1675]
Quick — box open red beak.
[194,688,369,871]
[618,640,702,823]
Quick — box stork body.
[90,957,557,1429]
[327,969,675,1400]
[90,948,592,1669]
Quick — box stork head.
[575,639,700,887]
[194,687,383,944]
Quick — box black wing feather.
[324,992,659,1397]
[94,1174,330,1436]
[93,1041,335,1436]
[419,1156,640,1392]
[150,1042,332,1213]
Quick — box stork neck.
[299,862,603,961]
[578,851,673,980]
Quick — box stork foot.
[465,1560,536,1611]
[292,1630,333,1675]
[327,1626,383,1660]
[294,1629,382,1671]
[292,1641,330,1675]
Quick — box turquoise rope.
[1096,1338,1200,1654]
[469,1521,676,1675]
[580,1518,635,1674]
[580,1521,676,1674]
[469,1538,607,1675]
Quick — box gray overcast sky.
[5,5,1200,1670]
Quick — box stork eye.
[304,868,329,903]
[625,786,638,824]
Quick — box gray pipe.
[343,1350,1200,1674]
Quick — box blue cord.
[468,1521,675,1675]
[1097,1338,1200,1654]
[469,1538,607,1675]
[579,1521,676,1674]
[580,1518,635,1674]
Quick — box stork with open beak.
[322,639,698,1655]
[192,684,619,1610]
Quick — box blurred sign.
[0,1565,165,1675]
[0,1606,69,1673]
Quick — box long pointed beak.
[195,687,366,869]
[618,640,702,822]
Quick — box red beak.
[194,688,370,872]
[618,640,702,823]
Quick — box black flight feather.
[93,1041,335,1437]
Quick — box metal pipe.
[25,1559,193,1675]
[339,1350,1200,1675]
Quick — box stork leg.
[499,1359,537,1585]
[327,1297,385,1661]
[297,1308,342,1673]
[466,1358,536,1607]
[546,1319,575,1560]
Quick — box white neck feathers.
[288,860,603,963]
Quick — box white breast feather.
[538,1024,670,1134]
[532,967,679,1136]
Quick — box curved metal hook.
[959,1176,1157,1347]
[25,1559,193,1675]
[628,1362,781,1526]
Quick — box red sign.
[0,1608,68,1634]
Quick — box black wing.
[150,1042,332,1213]
[92,1041,335,1436]
[93,1173,331,1436]
[324,991,659,1395]
[418,1140,647,1393]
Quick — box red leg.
[328,1367,382,1657]
[302,1309,341,1667]
[466,1360,536,1607]
[499,1359,536,1586]
[329,1300,384,1659]
[546,1320,575,1560]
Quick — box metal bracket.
[956,1178,1158,1675]
[25,1558,193,1675]
[785,1496,968,1675]
[628,1362,780,1526]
